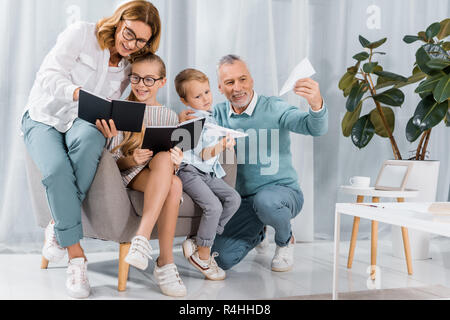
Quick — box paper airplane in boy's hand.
[279,58,316,96]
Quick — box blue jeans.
[22,111,106,247]
[211,184,304,270]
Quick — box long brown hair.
[111,53,167,156]
[96,0,161,60]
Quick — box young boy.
[175,68,241,281]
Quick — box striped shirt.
[107,106,179,187]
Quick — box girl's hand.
[96,119,118,138]
[169,146,183,167]
[133,148,153,166]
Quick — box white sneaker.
[66,257,90,299]
[188,252,226,281]
[42,221,66,263]
[125,235,153,270]
[153,262,187,297]
[255,226,270,254]
[182,237,198,259]
[271,235,295,272]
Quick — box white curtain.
[0,0,312,252]
[0,0,448,253]
[310,0,450,240]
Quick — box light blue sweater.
[213,94,328,197]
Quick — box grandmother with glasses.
[20,1,162,299]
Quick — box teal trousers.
[22,111,105,248]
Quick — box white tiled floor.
[1,238,450,300]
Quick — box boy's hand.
[178,109,197,123]
[96,119,118,138]
[222,134,236,150]
[132,148,153,165]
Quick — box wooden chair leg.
[41,256,49,269]
[347,195,364,269]
[397,197,413,275]
[370,196,380,280]
[118,243,131,292]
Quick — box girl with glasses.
[107,53,186,297]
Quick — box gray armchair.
[25,148,237,291]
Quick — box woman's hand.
[73,87,81,102]
[96,119,118,138]
[169,146,183,168]
[132,148,153,166]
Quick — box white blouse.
[23,21,131,133]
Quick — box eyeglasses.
[121,21,150,49]
[129,74,163,87]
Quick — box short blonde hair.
[174,68,209,99]
[96,0,161,60]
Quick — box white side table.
[339,186,419,279]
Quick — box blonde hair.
[111,53,167,156]
[174,68,209,99]
[96,0,161,60]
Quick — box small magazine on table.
[78,89,146,132]
[142,117,206,154]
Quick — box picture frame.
[374,160,413,191]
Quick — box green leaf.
[351,115,375,148]
[426,59,450,70]
[369,107,395,137]
[352,51,370,61]
[425,22,441,40]
[418,31,428,42]
[373,70,408,82]
[443,42,450,51]
[445,104,450,127]
[367,38,387,49]
[412,95,448,131]
[437,18,450,40]
[339,72,355,91]
[416,44,450,75]
[433,73,450,103]
[363,62,379,73]
[373,88,405,106]
[346,83,368,112]
[343,79,358,97]
[359,35,371,48]
[406,118,423,142]
[342,101,363,137]
[414,72,445,95]
[394,70,427,89]
[403,35,422,44]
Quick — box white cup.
[349,176,370,188]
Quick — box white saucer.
[341,185,374,190]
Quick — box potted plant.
[403,18,450,159]
[338,19,449,260]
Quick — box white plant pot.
[391,160,440,260]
